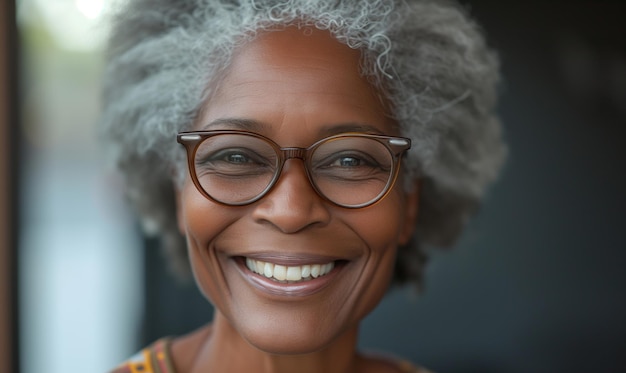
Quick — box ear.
[398,180,420,245]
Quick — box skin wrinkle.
[199,119,388,142]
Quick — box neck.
[187,312,363,373]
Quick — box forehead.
[231,27,363,76]
[196,27,394,137]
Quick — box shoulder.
[396,359,435,373]
[110,324,212,373]
[109,338,175,373]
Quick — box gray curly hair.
[100,0,506,288]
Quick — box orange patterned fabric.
[110,338,174,373]
[110,338,430,373]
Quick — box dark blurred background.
[5,1,625,373]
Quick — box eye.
[194,147,276,178]
[321,151,378,169]
[199,148,265,166]
[330,156,362,167]
[222,151,254,164]
[311,148,392,183]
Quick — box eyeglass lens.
[192,133,397,207]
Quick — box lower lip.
[234,258,343,298]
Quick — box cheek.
[342,190,408,316]
[351,190,407,254]
[178,181,239,303]
[179,179,243,243]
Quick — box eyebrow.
[202,118,270,131]
[201,117,386,136]
[320,123,385,136]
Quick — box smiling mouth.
[245,257,336,283]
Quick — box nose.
[251,159,331,233]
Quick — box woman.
[102,0,505,372]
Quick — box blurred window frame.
[1,0,19,372]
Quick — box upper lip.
[234,253,347,266]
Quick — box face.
[176,27,418,354]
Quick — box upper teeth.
[245,258,335,283]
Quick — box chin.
[243,329,338,355]
[233,310,354,355]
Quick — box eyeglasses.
[177,130,411,208]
